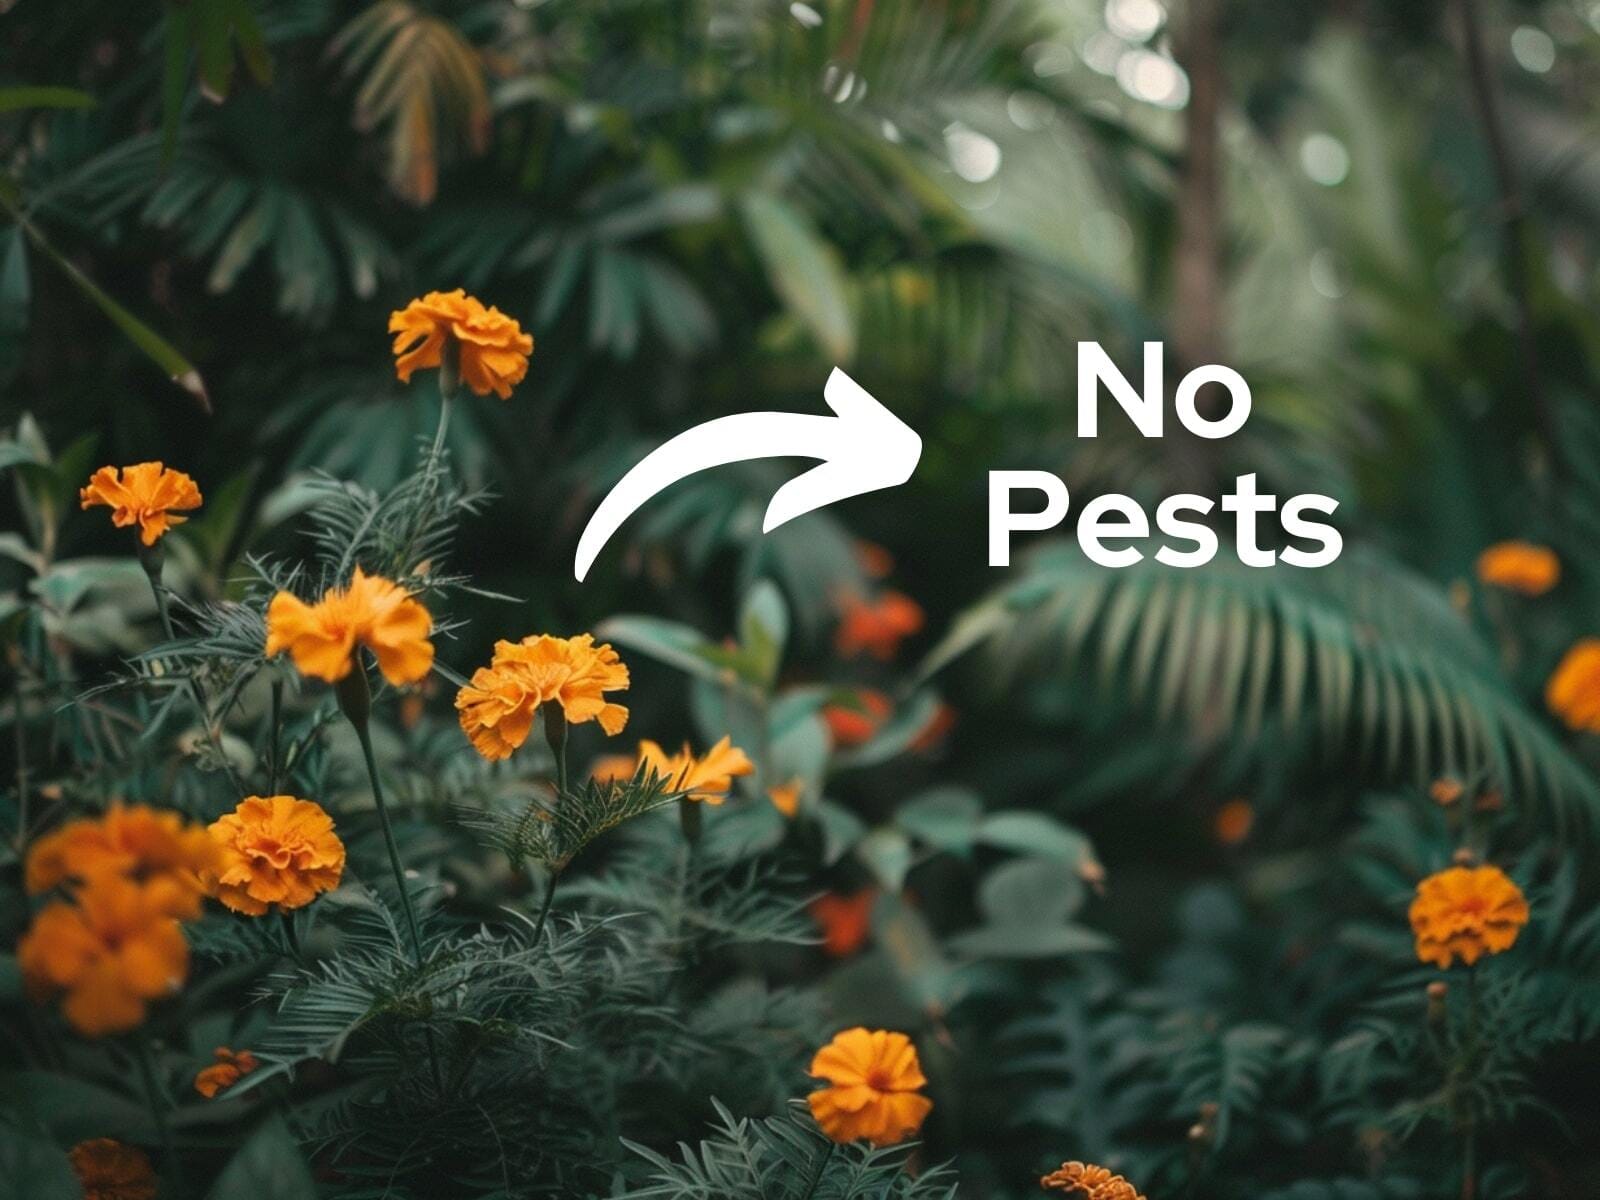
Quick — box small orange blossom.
[389,289,533,399]
[1409,864,1529,968]
[807,1027,932,1147]
[80,462,201,546]
[265,566,434,686]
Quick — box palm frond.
[923,541,1600,830]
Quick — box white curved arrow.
[574,369,921,581]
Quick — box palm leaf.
[921,541,1600,830]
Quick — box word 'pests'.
[989,343,1343,569]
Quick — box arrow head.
[761,369,922,532]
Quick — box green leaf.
[895,787,983,853]
[597,614,724,683]
[0,1072,155,1143]
[0,87,94,113]
[854,827,912,891]
[977,857,1086,926]
[976,811,1094,867]
[945,922,1113,959]
[208,1114,316,1200]
[738,578,788,688]
[739,190,855,362]
[0,190,207,409]
[0,1120,78,1200]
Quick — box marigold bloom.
[807,1027,932,1147]
[768,778,804,817]
[69,1139,157,1200]
[823,689,892,747]
[80,462,202,546]
[25,803,218,919]
[1547,638,1600,732]
[835,590,924,660]
[195,1046,259,1098]
[1476,541,1559,596]
[18,875,189,1037]
[810,889,875,957]
[1040,1161,1147,1199]
[589,753,638,785]
[855,539,894,579]
[636,735,753,804]
[1409,864,1529,968]
[203,795,346,916]
[1213,799,1254,846]
[389,288,533,399]
[455,633,629,760]
[1429,778,1464,807]
[265,566,434,686]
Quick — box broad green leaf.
[895,787,982,853]
[0,1121,78,1200]
[739,190,855,362]
[945,922,1113,959]
[976,811,1093,867]
[208,1114,316,1200]
[977,857,1086,926]
[854,827,912,891]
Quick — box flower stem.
[338,664,445,1095]
[135,1037,182,1193]
[268,678,283,794]
[138,543,247,799]
[800,1141,834,1199]
[530,867,560,944]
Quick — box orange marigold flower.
[1040,1161,1147,1199]
[855,539,895,579]
[768,777,804,817]
[807,1027,932,1147]
[203,796,346,916]
[1429,778,1464,807]
[636,735,754,805]
[18,875,189,1037]
[69,1139,157,1200]
[1409,864,1529,968]
[834,591,924,660]
[265,566,434,686]
[194,1046,259,1098]
[80,462,202,546]
[1547,638,1600,732]
[455,633,630,761]
[822,689,892,747]
[1213,799,1254,846]
[590,753,638,785]
[389,288,534,399]
[25,802,218,919]
[1476,541,1559,596]
[810,889,875,957]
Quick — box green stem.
[268,678,283,794]
[12,679,28,857]
[280,910,302,961]
[135,1038,182,1193]
[140,546,247,799]
[800,1141,834,1199]
[352,717,426,963]
[530,867,560,944]
[340,666,445,1095]
[543,702,568,796]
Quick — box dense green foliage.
[5,0,1600,1197]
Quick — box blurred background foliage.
[6,0,1600,1196]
